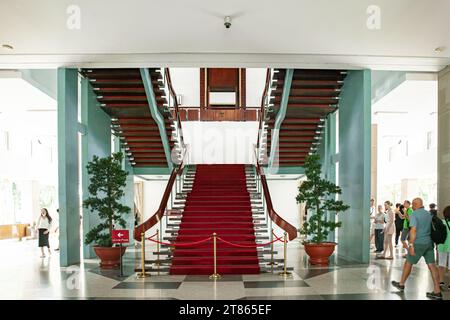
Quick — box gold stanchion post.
[137,233,150,278]
[209,233,221,280]
[279,232,292,277]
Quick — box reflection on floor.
[0,238,448,300]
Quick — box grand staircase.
[137,164,291,275]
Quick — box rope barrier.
[143,231,287,249]
[146,232,158,240]
[146,236,212,247]
[216,236,282,248]
[272,230,287,243]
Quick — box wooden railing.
[253,146,298,241]
[164,68,185,148]
[133,148,187,241]
[257,69,271,149]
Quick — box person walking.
[400,200,413,258]
[394,203,405,247]
[374,205,385,253]
[438,206,450,290]
[36,208,52,258]
[391,198,442,300]
[378,201,395,259]
[369,199,376,247]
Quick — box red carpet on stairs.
[169,164,261,275]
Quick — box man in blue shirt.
[391,197,442,300]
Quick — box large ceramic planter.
[304,242,336,265]
[93,246,127,269]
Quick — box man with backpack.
[391,197,443,300]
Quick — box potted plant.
[296,154,350,265]
[84,152,131,268]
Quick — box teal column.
[113,135,135,246]
[317,113,337,243]
[81,78,112,258]
[327,113,337,243]
[58,68,80,267]
[123,156,135,246]
[337,70,371,263]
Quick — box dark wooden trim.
[200,68,206,108]
[240,68,246,109]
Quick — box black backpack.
[431,216,448,244]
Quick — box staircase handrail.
[164,68,185,149]
[257,68,271,149]
[253,145,298,241]
[133,146,187,241]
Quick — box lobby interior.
[1,0,450,301]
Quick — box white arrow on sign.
[118,233,123,237]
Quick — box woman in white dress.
[379,201,395,259]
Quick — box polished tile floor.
[0,237,448,300]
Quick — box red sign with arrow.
[112,230,129,244]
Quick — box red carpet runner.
[169,164,261,275]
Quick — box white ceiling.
[0,73,56,138]
[1,0,450,70]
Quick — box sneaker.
[391,281,405,292]
[426,291,443,300]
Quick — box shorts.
[438,251,450,268]
[400,228,409,242]
[406,244,435,265]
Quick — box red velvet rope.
[146,232,158,240]
[272,231,287,243]
[216,236,283,248]
[144,232,287,248]
[146,236,212,247]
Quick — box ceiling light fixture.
[2,44,13,50]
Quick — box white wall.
[266,179,300,235]
[183,121,258,164]
[246,68,266,107]
[140,179,168,221]
[170,68,199,107]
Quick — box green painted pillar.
[123,156,135,246]
[80,78,112,258]
[337,70,371,264]
[113,135,135,246]
[58,68,80,267]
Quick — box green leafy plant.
[296,154,350,243]
[84,152,130,247]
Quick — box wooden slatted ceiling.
[266,69,346,167]
[80,68,176,167]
